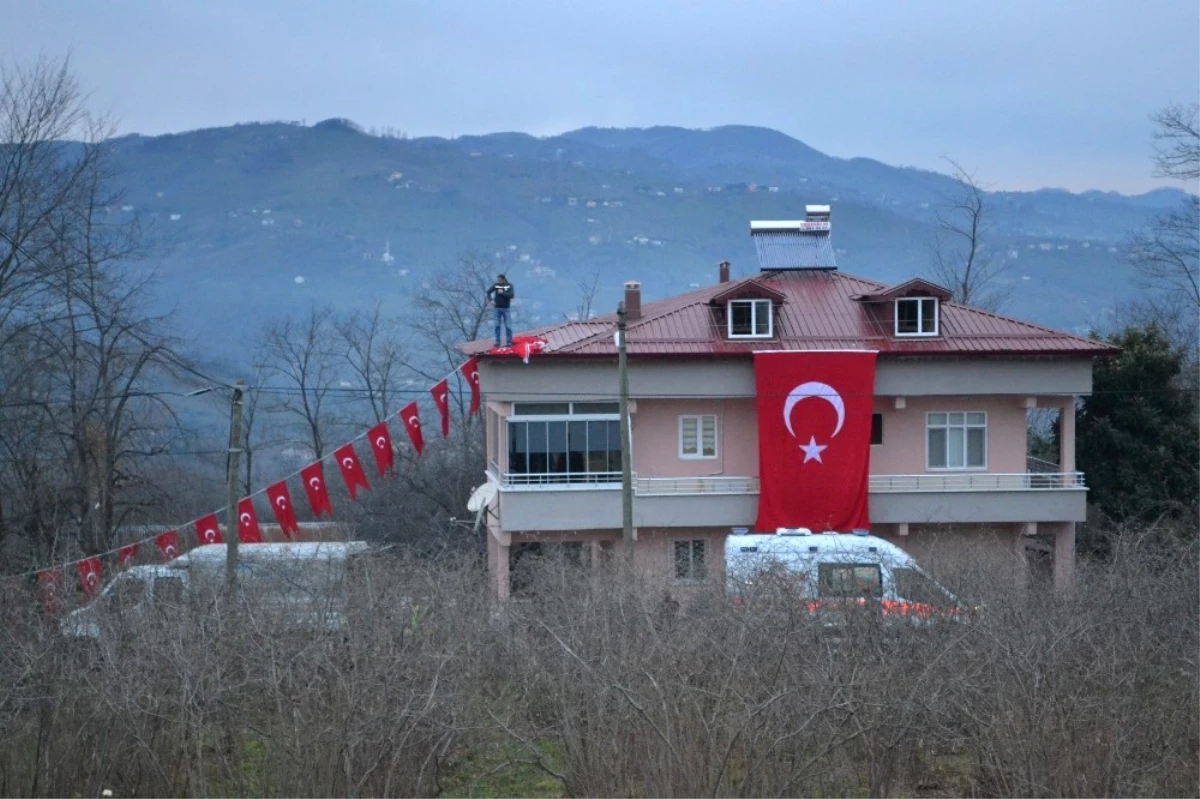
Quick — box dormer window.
[728,299,773,338]
[895,297,939,337]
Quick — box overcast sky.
[4,0,1197,194]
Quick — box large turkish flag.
[753,350,878,533]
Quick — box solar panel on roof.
[752,230,837,271]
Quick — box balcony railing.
[869,472,1085,492]
[635,476,761,496]
[488,462,1085,494]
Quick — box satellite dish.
[467,481,498,512]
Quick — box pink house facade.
[462,211,1117,599]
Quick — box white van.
[61,541,371,640]
[725,530,962,622]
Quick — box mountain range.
[101,119,1187,361]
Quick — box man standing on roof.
[487,273,514,348]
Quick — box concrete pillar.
[1013,522,1035,589]
[1060,397,1077,475]
[488,527,510,600]
[1054,522,1075,590]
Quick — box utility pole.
[225,380,245,596]
[617,302,634,558]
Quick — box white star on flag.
[799,435,827,463]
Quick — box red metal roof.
[461,271,1119,359]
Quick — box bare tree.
[0,56,103,340]
[0,58,188,566]
[256,306,342,460]
[334,301,410,422]
[927,158,1009,311]
[410,252,494,380]
[1150,102,1200,181]
[569,269,602,321]
[1127,103,1200,318]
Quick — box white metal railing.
[497,470,622,488]
[490,468,1085,494]
[869,472,1086,492]
[635,476,760,496]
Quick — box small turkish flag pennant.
[334,443,370,499]
[266,480,300,539]
[459,357,480,416]
[431,378,451,438]
[156,530,180,560]
[237,497,263,543]
[399,402,425,455]
[117,543,139,569]
[77,557,103,598]
[367,421,395,476]
[300,461,333,517]
[194,514,223,545]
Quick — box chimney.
[623,280,642,319]
[719,260,730,284]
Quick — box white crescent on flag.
[375,435,387,448]
[239,512,252,525]
[408,417,420,429]
[342,457,354,469]
[165,545,178,557]
[309,476,322,488]
[275,495,288,509]
[782,381,846,439]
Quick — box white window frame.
[506,403,623,486]
[925,411,988,471]
[672,539,707,584]
[678,414,718,460]
[895,297,939,337]
[727,298,773,339]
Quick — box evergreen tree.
[1077,323,1199,524]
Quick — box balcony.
[870,472,1085,492]
[489,467,1088,530]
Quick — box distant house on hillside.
[461,206,1117,600]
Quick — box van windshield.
[893,568,954,606]
[818,563,882,598]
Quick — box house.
[461,206,1117,599]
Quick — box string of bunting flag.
[22,355,485,613]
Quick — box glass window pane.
[528,422,548,473]
[547,422,568,474]
[572,402,618,415]
[920,299,938,333]
[928,413,947,426]
[508,422,528,474]
[896,300,919,333]
[701,416,716,456]
[948,428,965,467]
[512,402,570,415]
[568,421,587,472]
[587,420,608,472]
[967,428,985,467]
[948,412,964,425]
[753,301,770,335]
[730,301,752,335]
[680,417,697,454]
[928,428,947,468]
[966,412,986,426]
[607,420,623,473]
